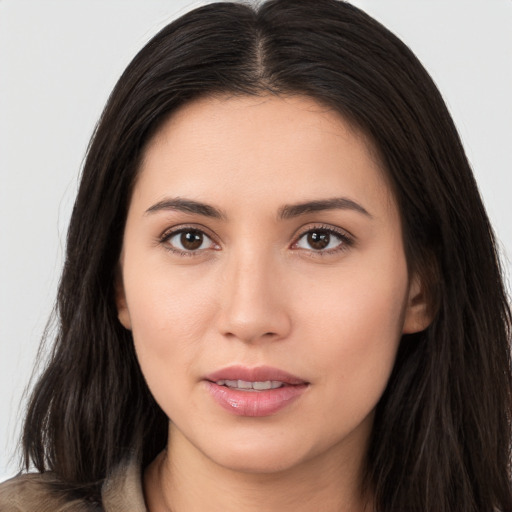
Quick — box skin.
[116,94,431,512]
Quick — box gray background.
[1,0,511,479]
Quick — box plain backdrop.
[1,0,511,480]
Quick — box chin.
[212,445,309,475]
[196,427,328,476]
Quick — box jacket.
[0,458,147,512]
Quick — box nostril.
[216,282,292,343]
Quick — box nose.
[216,250,292,344]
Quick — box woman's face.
[117,95,429,474]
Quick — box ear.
[402,273,433,334]
[115,267,132,330]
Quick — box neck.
[144,426,374,512]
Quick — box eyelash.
[158,224,354,257]
[292,224,354,256]
[159,225,219,257]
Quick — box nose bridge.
[218,244,291,342]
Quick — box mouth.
[203,366,309,417]
[204,365,307,386]
[213,379,288,391]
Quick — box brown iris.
[307,231,330,250]
[180,230,204,250]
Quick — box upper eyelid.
[293,223,354,241]
[159,226,220,256]
[159,223,219,243]
[158,222,354,250]
[290,225,355,255]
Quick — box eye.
[162,228,217,254]
[293,227,352,253]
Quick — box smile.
[215,380,285,391]
[204,366,309,417]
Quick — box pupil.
[308,231,330,250]
[181,231,203,250]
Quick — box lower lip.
[205,381,308,417]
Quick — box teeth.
[252,381,270,390]
[215,379,284,391]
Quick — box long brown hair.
[22,1,512,510]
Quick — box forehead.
[135,94,395,218]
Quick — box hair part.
[22,1,512,511]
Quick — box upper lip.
[204,365,307,385]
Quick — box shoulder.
[0,473,101,512]
[0,456,146,512]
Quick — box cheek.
[123,262,219,410]
[126,256,217,340]
[299,256,408,417]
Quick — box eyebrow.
[145,197,226,219]
[144,196,372,220]
[278,197,372,219]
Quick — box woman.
[1,0,510,511]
